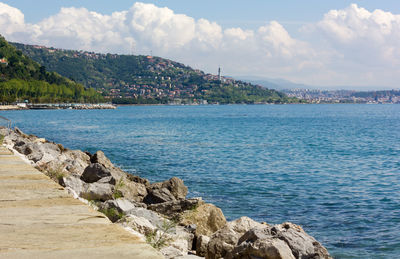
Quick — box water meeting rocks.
[3,127,332,259]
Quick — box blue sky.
[1,1,400,88]
[3,0,399,28]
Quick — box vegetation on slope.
[0,36,102,103]
[13,42,299,104]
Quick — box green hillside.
[0,36,102,103]
[12,42,299,104]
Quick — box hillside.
[0,36,102,104]
[12,42,298,104]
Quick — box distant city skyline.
[1,1,400,89]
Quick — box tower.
[218,67,221,81]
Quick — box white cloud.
[1,2,400,88]
[308,4,400,86]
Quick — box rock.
[80,163,113,183]
[206,216,264,259]
[119,214,157,236]
[26,149,44,162]
[176,255,204,259]
[160,246,185,259]
[80,182,114,201]
[14,141,44,162]
[128,207,165,227]
[229,227,295,259]
[144,187,177,204]
[97,176,116,184]
[224,222,332,259]
[118,180,148,202]
[155,225,195,259]
[271,222,332,259]
[89,151,128,182]
[175,254,204,259]
[164,177,188,200]
[169,225,195,256]
[91,150,114,169]
[147,198,204,219]
[101,198,137,214]
[63,149,91,175]
[36,142,62,164]
[181,203,227,237]
[63,175,86,197]
[145,177,188,204]
[196,235,210,257]
[126,174,150,187]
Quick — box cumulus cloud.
[1,2,400,88]
[307,4,400,86]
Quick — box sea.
[2,104,399,259]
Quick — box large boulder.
[164,177,188,200]
[80,163,113,183]
[181,203,227,237]
[196,235,210,257]
[214,222,332,259]
[162,225,195,258]
[145,177,188,204]
[36,142,62,164]
[127,207,165,227]
[147,198,204,219]
[118,180,148,202]
[100,198,137,214]
[270,222,331,259]
[13,141,43,162]
[63,175,114,201]
[144,187,177,204]
[62,149,91,175]
[90,150,114,169]
[126,174,150,187]
[206,217,264,259]
[81,182,114,201]
[229,227,295,259]
[118,214,157,236]
[63,175,87,197]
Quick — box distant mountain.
[238,76,394,91]
[0,35,102,103]
[237,76,319,90]
[12,42,299,104]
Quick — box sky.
[1,1,400,89]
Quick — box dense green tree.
[0,35,103,104]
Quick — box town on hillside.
[283,89,400,104]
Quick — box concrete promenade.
[0,146,163,258]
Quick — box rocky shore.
[1,127,332,259]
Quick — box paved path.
[0,146,163,259]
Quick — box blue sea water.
[1,104,400,258]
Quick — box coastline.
[0,103,116,110]
[1,127,332,259]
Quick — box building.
[0,58,8,66]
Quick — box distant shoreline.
[0,103,116,110]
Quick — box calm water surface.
[2,104,400,259]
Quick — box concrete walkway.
[0,146,163,259]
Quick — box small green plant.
[188,203,199,211]
[45,167,65,184]
[146,220,176,249]
[0,134,4,145]
[99,207,124,223]
[112,179,125,199]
